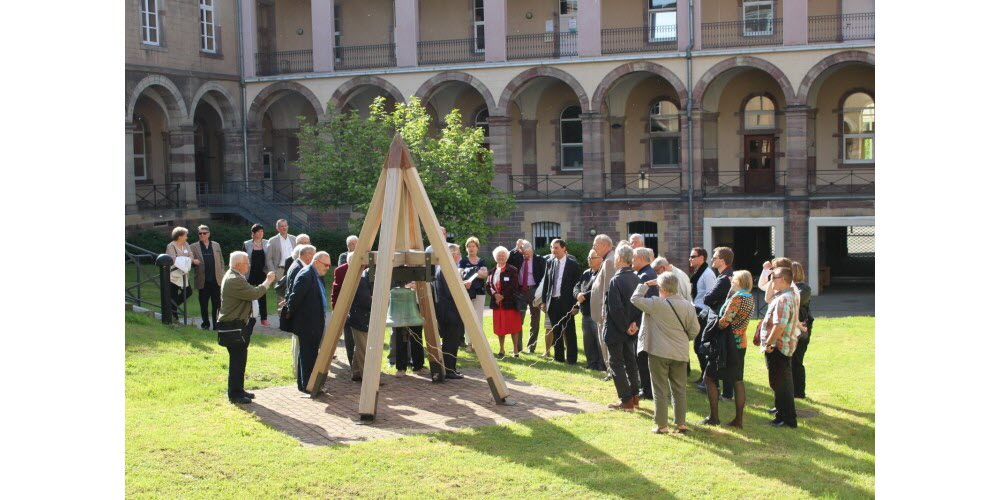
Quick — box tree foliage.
[296,97,515,242]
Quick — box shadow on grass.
[432,416,677,499]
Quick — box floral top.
[719,291,754,349]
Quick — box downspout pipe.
[685,0,695,251]
[236,0,250,190]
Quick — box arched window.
[560,105,583,170]
[532,221,562,251]
[842,92,874,162]
[474,108,490,139]
[132,116,148,180]
[649,100,681,167]
[744,95,775,130]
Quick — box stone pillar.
[692,0,702,50]
[785,105,810,196]
[783,0,809,46]
[784,200,809,267]
[484,0,507,62]
[168,126,197,207]
[676,0,691,53]
[577,0,602,57]
[125,121,138,213]
[241,0,257,78]
[394,0,419,67]
[581,112,605,198]
[223,129,246,182]
[608,116,625,190]
[246,128,265,181]
[520,120,538,185]
[311,0,335,72]
[488,116,512,192]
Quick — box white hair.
[298,245,317,259]
[314,251,331,262]
[634,247,654,263]
[229,251,248,269]
[658,272,679,294]
[346,235,359,244]
[614,243,633,265]
[521,242,533,252]
[594,234,613,247]
[296,234,310,245]
[651,257,669,270]
[493,246,509,260]
[630,233,644,244]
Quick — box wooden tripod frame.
[306,133,512,421]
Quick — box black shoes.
[229,395,252,405]
[242,391,255,399]
[699,417,721,426]
[200,322,210,330]
[767,407,779,414]
[445,372,465,380]
[769,420,797,429]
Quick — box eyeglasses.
[688,255,699,259]
[317,260,332,268]
[198,232,209,235]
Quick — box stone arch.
[126,75,188,127]
[247,81,325,128]
[692,56,796,111]
[414,71,499,116]
[798,50,875,108]
[497,66,591,116]
[328,76,406,114]
[189,82,239,129]
[592,61,688,112]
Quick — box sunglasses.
[688,255,699,259]
[199,232,209,235]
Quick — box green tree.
[296,97,514,242]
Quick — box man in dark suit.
[631,247,658,400]
[507,239,526,270]
[516,242,547,353]
[280,244,315,377]
[434,243,465,379]
[540,239,582,364]
[286,251,332,394]
[603,243,643,411]
[697,246,735,395]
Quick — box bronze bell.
[386,287,424,328]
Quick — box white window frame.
[649,101,681,168]
[473,0,485,53]
[560,106,583,171]
[648,1,677,42]
[474,108,490,138]
[132,118,148,180]
[742,0,774,37]
[140,0,160,46]
[842,94,875,163]
[744,95,776,130]
[200,0,216,53]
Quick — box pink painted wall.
[394,0,419,67]
[311,0,334,71]
[485,0,507,62]
[783,0,808,45]
[242,0,257,78]
[577,0,602,57]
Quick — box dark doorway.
[711,226,774,277]
[818,225,875,291]
[744,135,775,193]
[627,221,659,257]
[194,101,225,194]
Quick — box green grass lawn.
[126,312,874,498]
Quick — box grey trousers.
[648,354,688,427]
[350,327,369,379]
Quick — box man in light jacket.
[589,234,616,381]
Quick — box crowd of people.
[164,220,814,433]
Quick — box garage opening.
[818,225,875,292]
[711,226,775,276]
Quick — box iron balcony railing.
[604,172,683,199]
[602,25,678,54]
[255,50,314,76]
[702,18,783,49]
[418,38,485,65]
[808,13,875,43]
[507,32,578,60]
[336,43,396,70]
[509,174,584,200]
[808,169,875,196]
[135,183,180,210]
[125,242,188,324]
[702,171,787,196]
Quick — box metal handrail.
[603,171,683,198]
[135,183,180,210]
[336,43,396,70]
[197,180,310,231]
[702,171,787,196]
[125,242,188,324]
[508,174,584,199]
[255,50,314,76]
[506,32,578,60]
[702,18,784,49]
[808,13,875,43]
[808,169,875,195]
[601,25,678,54]
[418,38,485,65]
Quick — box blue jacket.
[286,264,326,342]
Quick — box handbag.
[752,319,765,347]
[279,303,294,333]
[216,319,248,347]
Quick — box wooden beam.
[307,168,388,396]
[401,164,511,403]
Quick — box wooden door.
[744,135,775,193]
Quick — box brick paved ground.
[245,347,606,446]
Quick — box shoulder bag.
[216,319,248,347]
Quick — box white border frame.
[703,216,784,265]
[808,215,875,296]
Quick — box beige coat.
[189,240,225,289]
[631,284,700,362]
[589,248,616,328]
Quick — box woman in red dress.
[488,246,522,358]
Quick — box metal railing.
[809,13,875,43]
[808,169,875,196]
[197,179,310,231]
[509,174,584,200]
[418,38,485,65]
[702,171,787,196]
[604,172,683,198]
[602,25,678,54]
[702,18,783,49]
[336,43,396,70]
[507,32,578,60]
[255,50,314,76]
[135,183,180,210]
[125,242,188,324]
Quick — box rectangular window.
[473,0,485,53]
[132,130,147,180]
[334,4,342,63]
[140,0,159,46]
[844,106,875,162]
[560,0,578,16]
[648,0,677,41]
[743,0,774,36]
[200,0,216,53]
[651,137,680,167]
